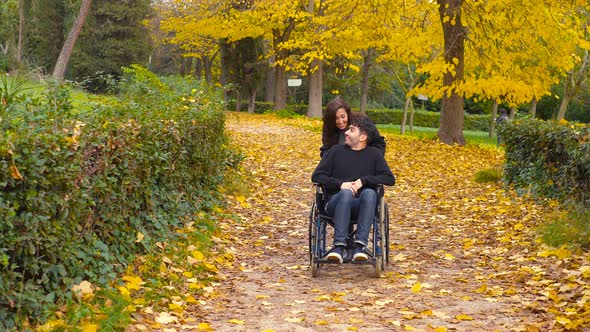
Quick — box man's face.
[345,125,365,148]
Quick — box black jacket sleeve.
[311,148,343,191]
[360,150,395,188]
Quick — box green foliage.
[69,0,153,81]
[367,108,491,132]
[474,168,502,183]
[287,104,308,115]
[540,207,590,249]
[26,0,66,72]
[0,74,31,116]
[501,119,590,207]
[226,100,274,113]
[0,67,235,329]
[273,108,302,118]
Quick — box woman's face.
[335,108,348,130]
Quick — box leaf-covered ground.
[128,112,590,331]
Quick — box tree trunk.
[409,101,415,133]
[401,95,411,135]
[272,24,294,111]
[437,0,466,146]
[182,57,193,76]
[17,0,25,66]
[220,41,231,102]
[179,57,187,75]
[489,101,498,138]
[204,55,213,83]
[265,56,275,103]
[510,106,516,120]
[52,0,93,80]
[274,65,288,110]
[529,97,537,119]
[557,50,589,121]
[247,89,256,113]
[194,58,202,79]
[307,60,323,117]
[235,89,243,112]
[360,50,374,114]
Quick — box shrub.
[367,108,491,131]
[501,119,590,207]
[286,104,308,115]
[540,206,590,249]
[273,108,302,118]
[0,66,236,329]
[225,100,274,113]
[474,168,502,183]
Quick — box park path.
[184,112,586,331]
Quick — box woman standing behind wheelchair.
[320,97,386,158]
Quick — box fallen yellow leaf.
[197,322,213,330]
[81,323,99,332]
[411,282,422,293]
[155,312,178,324]
[228,318,245,325]
[284,317,305,323]
[456,314,473,321]
[444,253,455,261]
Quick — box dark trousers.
[325,189,377,247]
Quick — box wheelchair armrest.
[313,182,384,197]
[376,184,385,198]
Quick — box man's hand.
[351,179,363,193]
[340,181,357,195]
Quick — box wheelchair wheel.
[309,201,320,277]
[374,198,387,278]
[385,204,390,265]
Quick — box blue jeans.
[325,189,377,247]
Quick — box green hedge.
[501,119,590,207]
[226,100,308,115]
[227,102,491,131]
[0,67,237,329]
[366,109,491,132]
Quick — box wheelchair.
[308,184,390,277]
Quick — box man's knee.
[360,189,377,204]
[339,189,354,205]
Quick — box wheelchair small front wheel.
[374,255,384,278]
[311,259,319,277]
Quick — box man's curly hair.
[349,114,378,144]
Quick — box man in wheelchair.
[311,116,395,264]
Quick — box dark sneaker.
[326,246,345,264]
[352,244,368,262]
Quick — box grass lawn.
[377,124,498,147]
[19,79,116,112]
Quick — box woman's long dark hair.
[322,97,351,148]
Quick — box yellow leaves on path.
[537,245,571,260]
[118,113,590,331]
